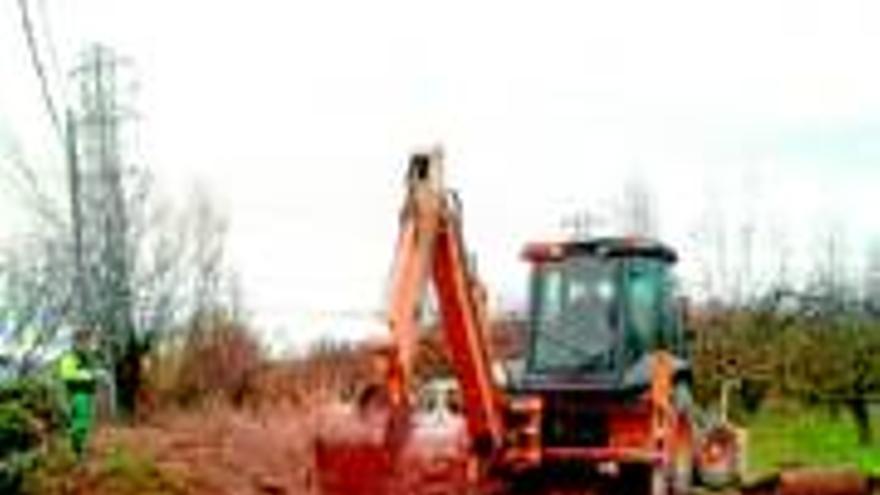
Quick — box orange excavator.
[314,148,720,494]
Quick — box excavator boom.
[314,148,507,495]
[385,148,504,452]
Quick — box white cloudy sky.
[2,1,880,349]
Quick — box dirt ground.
[66,406,879,495]
[80,405,320,495]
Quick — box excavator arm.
[384,148,505,455]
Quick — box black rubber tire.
[671,382,696,495]
[652,466,670,495]
[619,463,668,495]
[670,436,694,495]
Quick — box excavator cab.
[504,238,696,492]
[522,238,688,388]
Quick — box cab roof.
[523,237,678,264]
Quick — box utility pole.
[65,108,86,323]
[69,43,137,416]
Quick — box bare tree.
[1,44,242,418]
[0,121,74,373]
[688,179,731,305]
[616,176,658,238]
[185,185,232,322]
[806,223,853,316]
[0,235,72,373]
[863,240,880,316]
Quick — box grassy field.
[744,402,880,478]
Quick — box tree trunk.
[114,337,144,421]
[846,397,872,445]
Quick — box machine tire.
[644,457,691,495]
[669,432,694,495]
[651,466,669,495]
[620,463,668,495]
[671,382,696,495]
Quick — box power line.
[15,0,64,147]
[36,0,65,100]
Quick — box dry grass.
[73,404,321,495]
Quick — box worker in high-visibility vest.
[58,328,97,458]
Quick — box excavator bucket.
[313,398,472,495]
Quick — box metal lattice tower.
[69,43,137,361]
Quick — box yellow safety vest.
[58,352,94,384]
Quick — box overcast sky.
[3,1,880,350]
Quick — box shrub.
[18,439,76,495]
[148,315,263,410]
[21,441,184,495]
[0,376,66,436]
[0,376,67,494]
[0,402,39,457]
[95,444,184,495]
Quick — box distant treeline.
[690,290,880,445]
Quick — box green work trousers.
[68,390,95,457]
